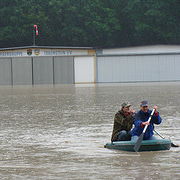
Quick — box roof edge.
[0,45,94,51]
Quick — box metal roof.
[97,44,180,56]
[0,45,94,51]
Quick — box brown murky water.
[0,82,179,180]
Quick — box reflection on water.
[0,82,179,180]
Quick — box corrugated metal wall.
[54,56,74,84]
[97,54,180,82]
[0,56,95,85]
[12,57,32,85]
[0,56,75,85]
[33,57,54,85]
[0,58,12,85]
[1,52,180,85]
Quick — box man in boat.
[131,100,162,141]
[111,102,135,142]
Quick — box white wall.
[74,56,95,83]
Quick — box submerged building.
[0,46,96,85]
[0,45,180,85]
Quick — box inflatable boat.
[104,139,171,152]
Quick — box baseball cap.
[140,100,148,107]
[121,102,131,108]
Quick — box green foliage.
[0,0,180,48]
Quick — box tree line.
[0,0,180,48]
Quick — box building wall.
[0,58,12,85]
[0,45,180,85]
[0,55,95,85]
[33,57,54,85]
[97,54,180,83]
[54,56,74,84]
[12,57,32,85]
[74,56,95,83]
[0,47,96,85]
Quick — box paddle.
[134,108,155,152]
[154,129,179,147]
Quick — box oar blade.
[171,143,179,147]
[134,133,144,152]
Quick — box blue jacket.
[131,110,162,140]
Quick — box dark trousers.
[117,130,131,141]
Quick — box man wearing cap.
[131,101,162,141]
[111,102,135,142]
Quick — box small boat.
[104,139,171,152]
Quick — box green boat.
[104,139,171,152]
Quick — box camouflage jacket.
[111,110,134,142]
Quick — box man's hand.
[154,105,158,112]
[130,109,135,114]
[142,121,150,126]
[141,121,150,128]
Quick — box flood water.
[0,82,179,180]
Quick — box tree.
[0,0,180,48]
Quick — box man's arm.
[151,106,162,124]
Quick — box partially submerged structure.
[0,45,180,85]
